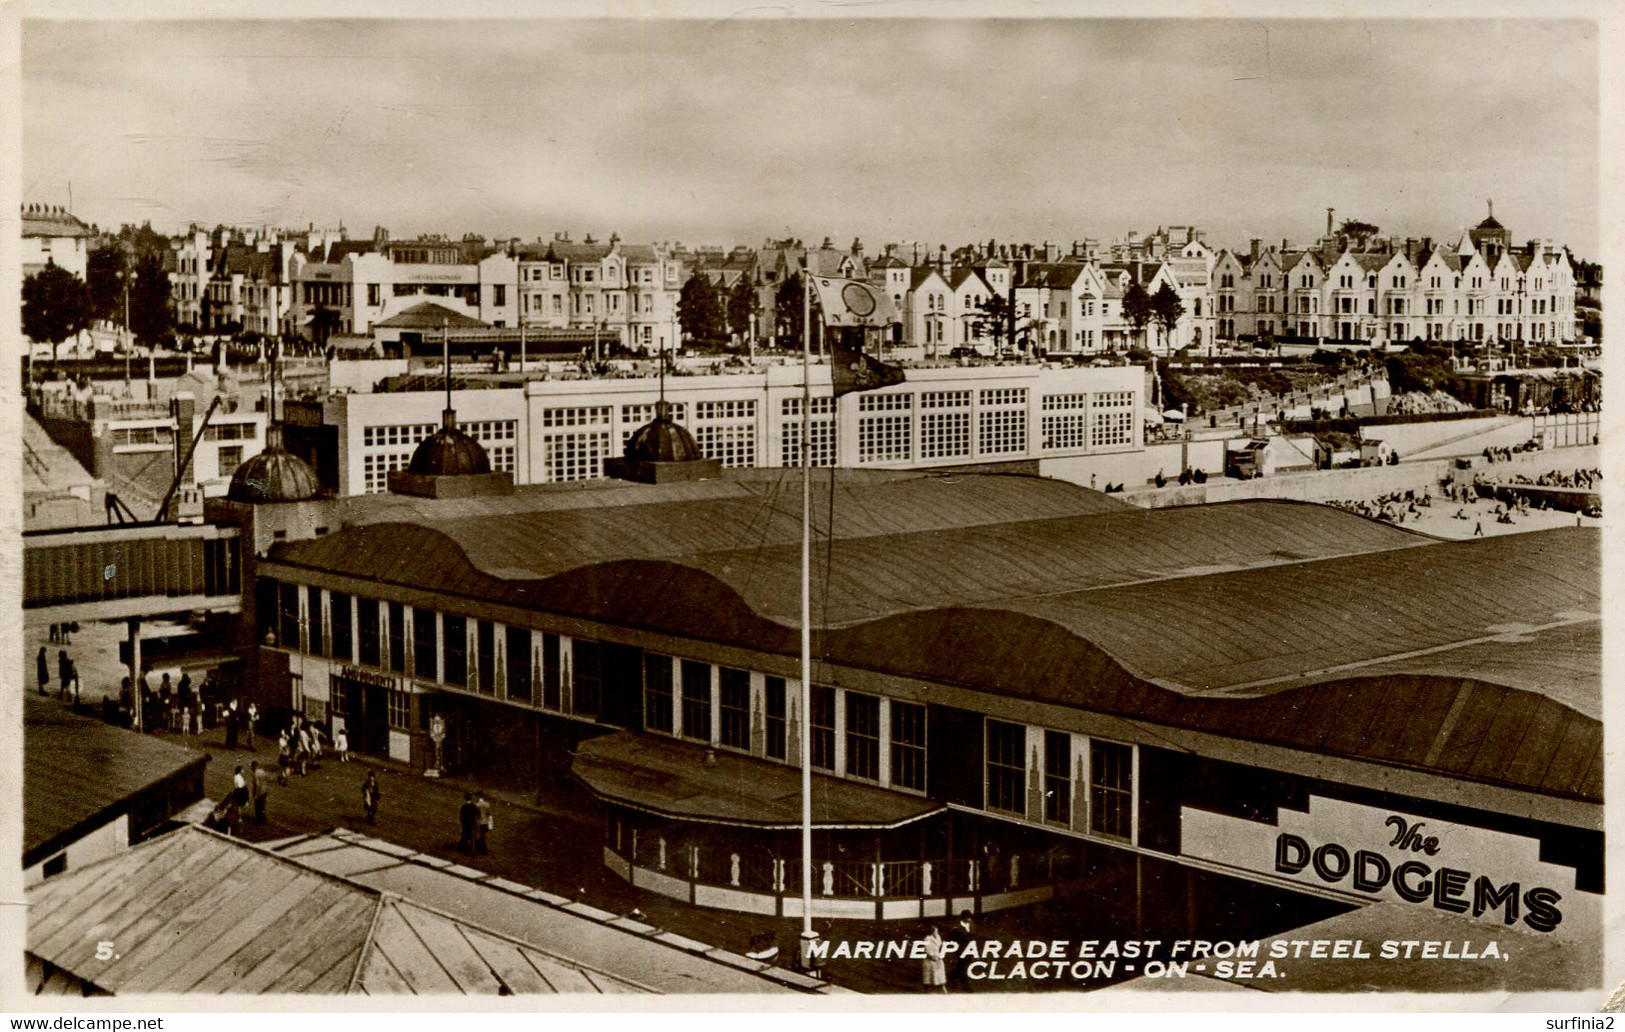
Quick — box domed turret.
[227,424,319,503]
[408,408,491,477]
[623,400,703,463]
[606,399,721,484]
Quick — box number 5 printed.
[95,940,115,960]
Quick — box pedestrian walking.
[277,731,291,785]
[225,702,239,750]
[251,762,270,825]
[362,772,381,825]
[65,660,80,705]
[36,646,49,695]
[459,793,479,855]
[1474,520,1484,537]
[474,792,493,855]
[233,764,248,808]
[921,927,948,992]
[334,726,349,763]
[244,703,258,749]
[58,650,71,699]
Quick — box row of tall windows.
[986,719,1134,841]
[268,581,1134,824]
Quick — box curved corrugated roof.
[268,477,1600,803]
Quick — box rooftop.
[26,825,673,994]
[24,695,207,865]
[22,206,92,239]
[575,732,943,829]
[374,301,490,331]
[266,473,1602,805]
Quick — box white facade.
[1217,236,1580,346]
[515,238,684,355]
[21,205,92,280]
[290,242,521,339]
[319,362,1147,496]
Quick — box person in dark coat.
[57,650,71,698]
[946,911,975,991]
[459,793,479,855]
[362,771,381,824]
[36,647,49,695]
[224,704,239,750]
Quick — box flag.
[809,276,898,328]
[830,335,906,397]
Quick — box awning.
[572,731,944,831]
[1162,408,1186,421]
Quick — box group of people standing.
[35,646,79,701]
[277,715,347,783]
[459,792,495,855]
[213,761,272,837]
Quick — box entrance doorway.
[333,675,391,759]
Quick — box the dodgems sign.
[1180,796,1595,937]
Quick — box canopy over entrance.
[573,731,944,831]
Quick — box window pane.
[306,586,324,657]
[809,685,836,771]
[571,639,600,717]
[413,609,438,681]
[357,598,380,667]
[890,700,926,791]
[985,719,1026,815]
[506,626,532,703]
[386,602,406,674]
[279,582,300,653]
[719,668,750,750]
[1043,729,1071,823]
[644,654,673,733]
[442,614,467,686]
[680,660,711,741]
[330,591,352,662]
[1089,740,1133,840]
[764,676,787,760]
[844,692,880,781]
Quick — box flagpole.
[798,264,816,966]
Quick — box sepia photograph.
[5,3,1613,1013]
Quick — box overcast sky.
[21,17,1601,256]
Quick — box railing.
[627,837,1071,902]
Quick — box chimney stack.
[1249,238,1261,264]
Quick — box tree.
[774,274,805,349]
[1121,281,1153,350]
[677,274,725,345]
[1338,218,1380,239]
[726,277,756,343]
[86,244,127,324]
[1150,283,1185,349]
[128,251,174,346]
[22,264,90,373]
[970,293,1013,351]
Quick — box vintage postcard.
[3,1,1617,1016]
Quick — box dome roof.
[1475,214,1505,231]
[227,426,320,503]
[408,409,491,477]
[624,400,703,463]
